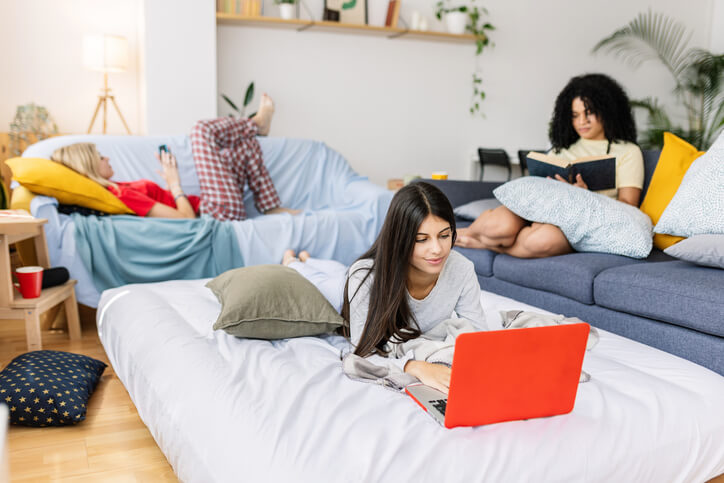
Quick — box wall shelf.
[216,13,480,43]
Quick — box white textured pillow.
[655,132,724,237]
[454,198,502,220]
[663,234,724,269]
[494,177,653,258]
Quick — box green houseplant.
[434,0,494,116]
[593,10,724,150]
[274,0,296,20]
[221,82,256,118]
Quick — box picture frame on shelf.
[324,0,367,24]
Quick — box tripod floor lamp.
[83,34,132,134]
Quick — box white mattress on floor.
[97,280,724,483]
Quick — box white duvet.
[97,280,724,483]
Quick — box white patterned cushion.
[655,132,724,237]
[493,177,653,258]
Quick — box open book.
[526,151,616,191]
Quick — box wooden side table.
[0,216,80,350]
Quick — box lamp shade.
[83,35,128,72]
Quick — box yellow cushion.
[639,133,704,250]
[10,185,35,213]
[5,157,133,214]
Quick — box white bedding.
[97,280,724,482]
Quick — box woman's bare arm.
[617,187,641,206]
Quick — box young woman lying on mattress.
[281,182,487,394]
[50,94,298,221]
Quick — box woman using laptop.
[283,182,487,394]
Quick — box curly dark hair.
[549,73,637,152]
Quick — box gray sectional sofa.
[428,150,724,376]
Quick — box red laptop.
[405,323,590,428]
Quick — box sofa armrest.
[422,179,503,208]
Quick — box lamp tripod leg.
[109,96,132,135]
[103,96,108,134]
[87,97,104,134]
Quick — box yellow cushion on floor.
[5,157,133,214]
[639,133,704,250]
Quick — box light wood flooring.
[2,308,177,482]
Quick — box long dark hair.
[549,73,637,152]
[341,182,456,357]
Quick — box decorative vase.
[367,0,388,27]
[444,11,467,35]
[279,3,295,20]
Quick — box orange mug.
[14,266,44,299]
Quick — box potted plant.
[435,0,495,116]
[437,5,466,34]
[221,82,256,118]
[275,0,296,20]
[593,10,724,149]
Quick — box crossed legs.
[456,206,572,258]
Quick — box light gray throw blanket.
[342,311,598,390]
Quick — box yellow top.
[552,138,644,199]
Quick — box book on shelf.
[217,0,261,15]
[385,0,401,27]
[526,151,616,191]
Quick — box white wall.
[139,0,218,135]
[1,0,716,180]
[0,0,142,135]
[218,0,714,184]
[711,0,724,51]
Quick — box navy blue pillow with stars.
[0,350,107,427]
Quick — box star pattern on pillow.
[0,350,106,427]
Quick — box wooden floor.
[2,309,177,482]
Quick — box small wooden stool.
[0,216,80,350]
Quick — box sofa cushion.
[594,261,724,337]
[492,252,642,304]
[654,132,724,238]
[639,134,703,250]
[454,247,496,277]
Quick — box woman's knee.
[190,119,214,140]
[520,224,571,257]
[474,206,526,238]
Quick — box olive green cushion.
[207,265,344,339]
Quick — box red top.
[107,180,201,217]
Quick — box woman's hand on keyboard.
[404,360,451,394]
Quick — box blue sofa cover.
[428,150,724,375]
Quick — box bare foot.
[251,93,275,136]
[282,249,297,266]
[455,233,489,249]
[299,250,310,262]
[264,207,302,216]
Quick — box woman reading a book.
[50,94,298,220]
[282,182,487,394]
[456,73,644,258]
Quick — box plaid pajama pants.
[190,117,281,221]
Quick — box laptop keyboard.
[431,398,447,415]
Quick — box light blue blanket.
[25,136,393,307]
[72,214,244,292]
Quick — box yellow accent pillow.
[640,133,704,250]
[5,157,133,214]
[9,185,40,265]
